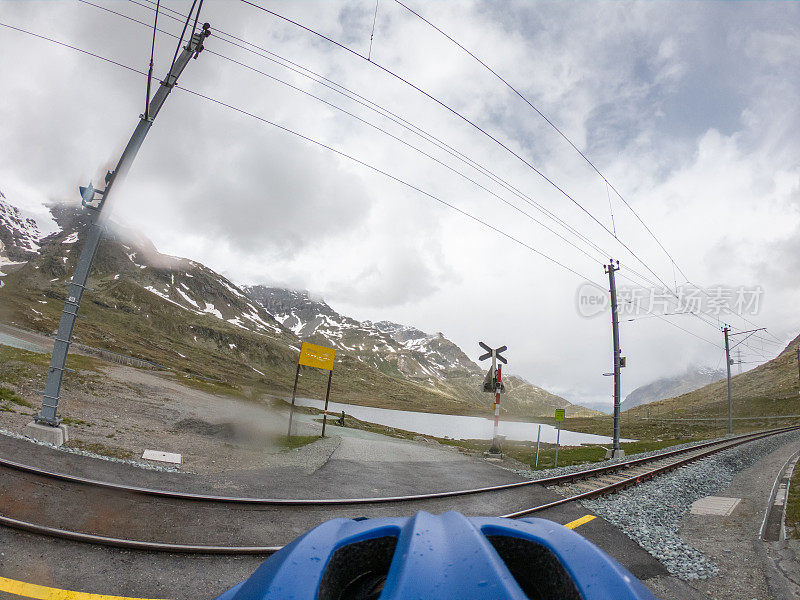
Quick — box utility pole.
[723,325,733,435]
[723,326,766,435]
[605,259,625,458]
[736,348,742,375]
[796,347,799,395]
[28,24,212,443]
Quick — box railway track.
[1,425,797,554]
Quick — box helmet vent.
[486,535,583,600]
[318,536,398,600]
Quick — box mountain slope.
[621,366,726,411]
[244,286,599,417]
[0,196,597,417]
[625,335,800,419]
[0,192,41,270]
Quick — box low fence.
[72,343,167,370]
[1,322,167,371]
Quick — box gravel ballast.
[576,429,800,581]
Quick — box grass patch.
[279,434,319,450]
[440,437,700,471]
[0,385,32,408]
[64,439,132,459]
[61,416,93,426]
[786,460,800,539]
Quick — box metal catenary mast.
[33,24,211,433]
[605,259,625,458]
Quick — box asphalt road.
[0,433,664,599]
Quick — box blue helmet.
[216,511,657,600]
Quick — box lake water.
[291,398,627,445]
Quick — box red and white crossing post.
[479,342,507,455]
[490,364,502,453]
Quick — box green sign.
[555,409,565,422]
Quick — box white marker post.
[534,424,542,468]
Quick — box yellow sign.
[555,408,565,422]
[298,342,336,371]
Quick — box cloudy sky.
[1,0,799,409]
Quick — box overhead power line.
[391,0,783,348]
[0,17,599,285]
[80,0,616,271]
[107,0,736,324]
[237,0,784,350]
[237,0,688,288]
[128,0,631,266]
[1,16,775,362]
[126,0,770,344]
[391,0,688,275]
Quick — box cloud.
[125,123,373,257]
[2,0,800,406]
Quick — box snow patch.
[175,287,200,309]
[202,303,223,319]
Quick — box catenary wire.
[2,17,771,359]
[124,0,625,269]
[238,0,696,292]
[0,17,599,286]
[124,0,783,350]
[104,0,773,359]
[237,0,781,350]
[76,0,616,270]
[391,0,688,278]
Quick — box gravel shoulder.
[577,429,800,600]
[1,360,336,474]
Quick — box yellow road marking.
[564,514,596,530]
[0,577,167,600]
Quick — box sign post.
[287,364,301,438]
[321,370,333,437]
[554,408,565,467]
[287,342,336,438]
[479,342,507,456]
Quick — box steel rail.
[2,426,796,506]
[1,425,796,554]
[0,514,280,555]
[501,426,793,518]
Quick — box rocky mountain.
[0,194,598,417]
[621,366,726,411]
[0,192,42,267]
[243,286,598,416]
[243,286,478,381]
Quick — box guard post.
[287,342,336,438]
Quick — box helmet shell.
[215,511,657,600]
